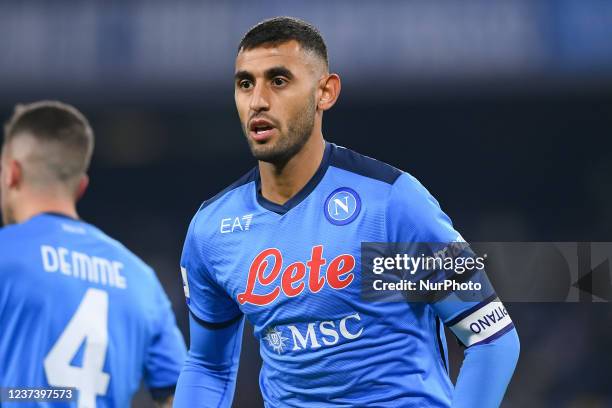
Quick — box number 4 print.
[44,288,110,408]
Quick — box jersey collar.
[41,212,80,221]
[255,142,333,215]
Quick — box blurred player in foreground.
[0,101,186,407]
[175,17,520,407]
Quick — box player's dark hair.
[3,100,94,184]
[238,16,328,67]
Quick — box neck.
[13,191,79,224]
[259,135,326,205]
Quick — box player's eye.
[272,77,288,87]
[238,80,253,90]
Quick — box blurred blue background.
[1,1,612,407]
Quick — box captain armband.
[446,295,514,347]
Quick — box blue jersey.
[0,213,186,407]
[181,143,515,407]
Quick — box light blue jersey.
[179,142,518,407]
[0,213,186,407]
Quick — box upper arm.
[386,173,517,345]
[386,172,462,244]
[180,214,242,323]
[173,213,245,407]
[432,294,516,348]
[144,280,188,392]
[186,312,245,369]
[173,313,245,408]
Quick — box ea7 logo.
[220,214,253,234]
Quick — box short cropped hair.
[238,16,328,67]
[3,100,94,186]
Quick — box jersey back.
[0,213,186,408]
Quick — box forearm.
[174,359,237,407]
[173,313,244,408]
[433,288,520,407]
[452,328,520,408]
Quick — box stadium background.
[1,1,611,406]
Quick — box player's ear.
[317,73,341,111]
[75,174,89,201]
[7,159,23,189]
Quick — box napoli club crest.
[324,187,361,226]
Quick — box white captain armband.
[446,296,514,347]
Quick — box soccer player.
[175,17,520,407]
[0,101,186,407]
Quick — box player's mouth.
[249,118,277,143]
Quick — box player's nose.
[249,83,270,112]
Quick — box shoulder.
[86,224,159,282]
[385,169,461,242]
[326,143,438,211]
[385,170,445,224]
[0,219,43,262]
[0,223,22,241]
[0,224,25,266]
[198,167,257,214]
[190,167,257,232]
[327,143,435,206]
[184,167,257,255]
[391,171,437,202]
[328,143,403,185]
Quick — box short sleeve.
[144,282,187,389]
[180,213,242,323]
[386,172,462,244]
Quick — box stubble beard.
[244,95,316,166]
